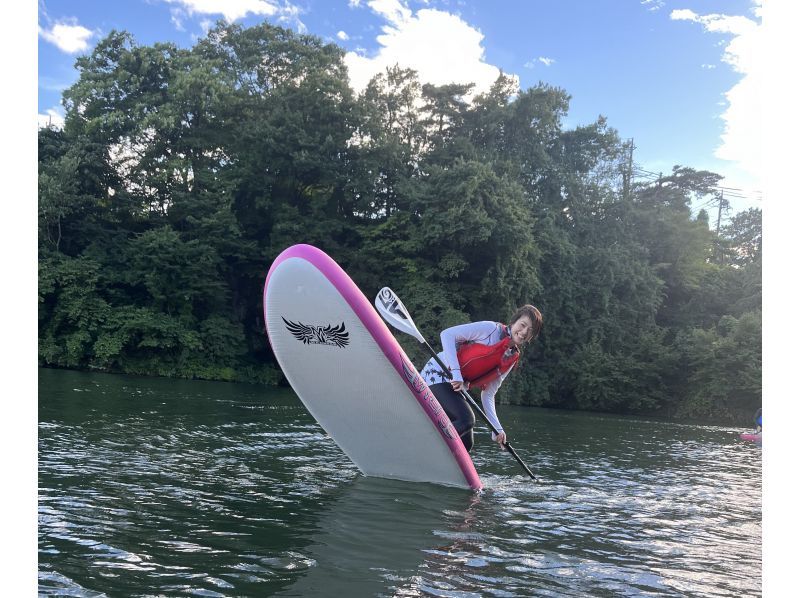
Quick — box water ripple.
[39,370,760,597]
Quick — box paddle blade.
[375,287,426,343]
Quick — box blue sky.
[37,0,764,215]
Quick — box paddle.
[375,287,538,482]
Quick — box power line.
[622,144,762,213]
[697,198,717,209]
[630,169,762,201]
[717,185,764,196]
[632,167,660,179]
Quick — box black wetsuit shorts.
[429,382,476,452]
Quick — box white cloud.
[367,0,412,26]
[162,0,307,32]
[671,3,763,185]
[170,9,187,31]
[38,19,95,54]
[524,57,555,69]
[337,30,349,41]
[38,108,65,130]
[641,0,665,11]
[38,76,71,93]
[163,0,278,22]
[275,3,307,34]
[344,2,504,96]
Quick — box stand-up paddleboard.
[264,244,481,490]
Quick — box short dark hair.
[509,305,543,341]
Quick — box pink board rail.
[264,244,482,491]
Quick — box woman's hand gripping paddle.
[375,287,538,482]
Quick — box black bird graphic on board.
[282,317,350,348]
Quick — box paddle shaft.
[425,348,538,482]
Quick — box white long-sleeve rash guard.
[420,321,511,436]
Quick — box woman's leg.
[429,383,476,452]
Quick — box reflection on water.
[39,368,761,596]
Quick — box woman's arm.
[480,376,504,437]
[480,367,513,443]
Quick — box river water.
[38,368,761,597]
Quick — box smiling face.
[508,304,542,347]
[509,315,535,347]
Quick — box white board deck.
[264,245,480,490]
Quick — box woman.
[420,305,543,452]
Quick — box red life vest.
[456,332,519,390]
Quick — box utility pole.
[714,189,730,235]
[622,138,635,201]
[711,188,731,264]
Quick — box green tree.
[675,312,762,422]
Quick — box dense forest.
[38,22,761,423]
